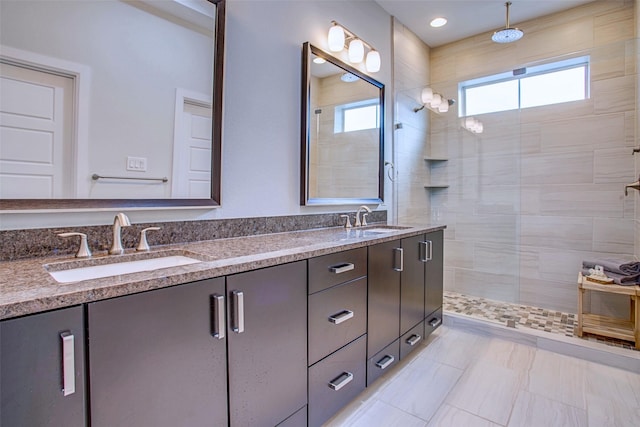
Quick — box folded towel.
[582,258,640,275]
[581,268,640,286]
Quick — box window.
[334,99,379,133]
[459,56,590,117]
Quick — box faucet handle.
[361,213,369,227]
[58,232,92,258]
[136,227,161,252]
[340,215,352,229]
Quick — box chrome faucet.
[109,212,131,255]
[355,205,372,227]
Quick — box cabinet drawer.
[308,335,366,427]
[309,247,367,294]
[425,308,443,337]
[367,339,399,386]
[308,277,367,365]
[400,321,424,360]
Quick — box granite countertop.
[0,224,445,320]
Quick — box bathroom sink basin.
[46,252,203,283]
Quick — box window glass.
[520,67,586,109]
[343,104,378,132]
[459,56,589,116]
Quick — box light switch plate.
[126,156,147,171]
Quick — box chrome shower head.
[492,2,523,43]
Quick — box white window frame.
[458,55,590,117]
[334,98,380,133]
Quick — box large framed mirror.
[300,42,384,206]
[0,0,225,210]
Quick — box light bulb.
[430,93,442,108]
[328,25,345,52]
[475,122,484,133]
[438,101,449,113]
[465,117,475,129]
[348,39,364,63]
[365,50,381,73]
[421,88,433,104]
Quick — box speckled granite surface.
[0,223,445,320]
[0,211,387,261]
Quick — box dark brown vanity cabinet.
[227,261,308,427]
[1,305,86,427]
[307,248,368,427]
[424,230,444,327]
[88,278,228,427]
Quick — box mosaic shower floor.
[443,291,638,352]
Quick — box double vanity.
[0,222,444,427]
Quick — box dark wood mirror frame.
[0,0,225,210]
[300,42,385,206]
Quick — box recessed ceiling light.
[313,57,326,64]
[430,17,447,28]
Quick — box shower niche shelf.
[424,157,448,190]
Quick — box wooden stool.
[577,278,640,349]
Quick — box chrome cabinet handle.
[375,355,395,370]
[406,334,422,346]
[429,317,442,328]
[328,310,354,325]
[419,240,433,262]
[393,247,404,272]
[60,332,75,396]
[210,294,225,340]
[328,372,353,391]
[232,290,244,333]
[329,263,355,274]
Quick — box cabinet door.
[367,240,401,356]
[400,234,426,335]
[88,278,227,427]
[425,230,444,317]
[227,261,307,427]
[1,306,86,427]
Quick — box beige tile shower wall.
[430,0,637,314]
[392,18,432,224]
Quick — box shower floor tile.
[443,291,638,352]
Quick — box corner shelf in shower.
[424,157,448,189]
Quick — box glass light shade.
[430,93,442,108]
[438,102,449,113]
[328,25,345,52]
[421,87,433,104]
[465,117,476,129]
[348,39,365,63]
[475,122,484,133]
[365,50,381,73]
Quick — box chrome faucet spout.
[355,205,372,227]
[109,212,131,255]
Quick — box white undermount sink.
[362,226,411,234]
[47,254,202,283]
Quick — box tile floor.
[324,326,640,427]
[443,291,638,351]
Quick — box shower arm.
[624,175,640,196]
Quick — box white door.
[172,98,212,198]
[0,61,74,198]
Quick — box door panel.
[227,261,307,427]
[88,278,227,427]
[400,234,426,335]
[425,230,444,317]
[1,306,86,427]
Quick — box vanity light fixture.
[430,17,447,28]
[327,20,381,73]
[462,117,484,134]
[413,87,454,114]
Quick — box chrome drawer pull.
[328,372,353,391]
[60,332,75,396]
[406,334,421,346]
[329,263,355,274]
[429,317,442,328]
[232,290,244,333]
[375,355,395,370]
[210,294,225,340]
[393,247,404,272]
[419,241,433,262]
[328,309,354,325]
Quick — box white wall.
[0,0,393,229]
